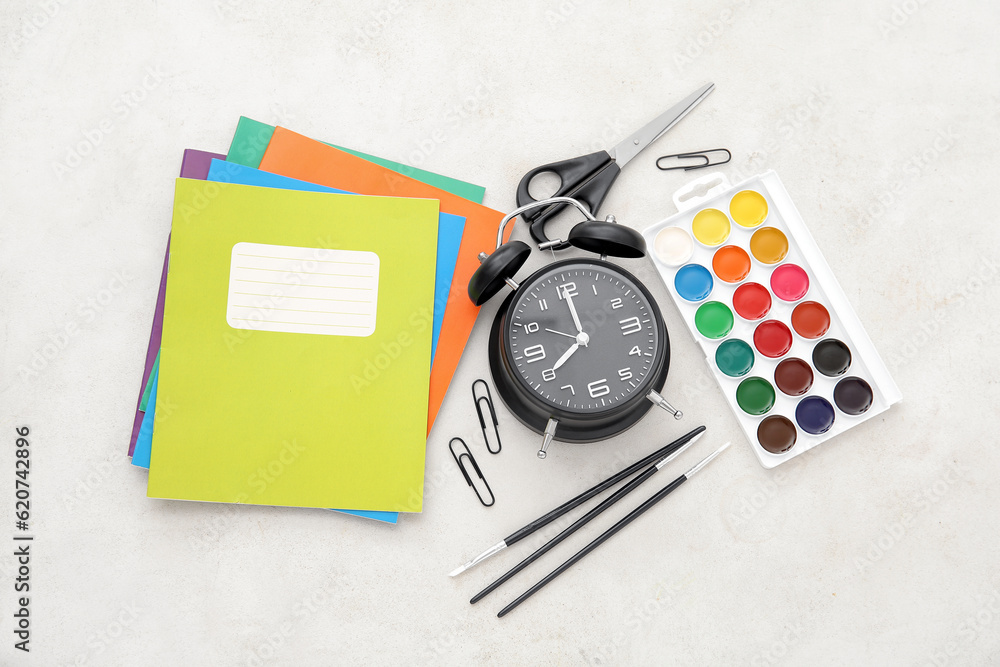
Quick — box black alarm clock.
[469,197,682,459]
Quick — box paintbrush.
[470,432,704,604]
[497,441,730,617]
[449,426,706,577]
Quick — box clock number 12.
[557,282,577,300]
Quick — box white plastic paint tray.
[642,171,901,468]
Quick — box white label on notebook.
[226,242,379,337]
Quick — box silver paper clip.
[656,148,731,172]
[449,437,495,507]
[472,379,502,454]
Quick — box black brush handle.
[503,426,704,547]
[497,475,688,617]
[471,463,663,604]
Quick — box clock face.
[505,261,662,414]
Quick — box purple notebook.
[127,150,225,456]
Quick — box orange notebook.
[260,127,508,433]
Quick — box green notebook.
[147,179,439,510]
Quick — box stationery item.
[471,432,703,605]
[129,126,488,458]
[226,116,486,203]
[449,425,705,577]
[134,161,464,524]
[150,162,458,520]
[147,180,438,510]
[127,149,225,457]
[127,151,220,448]
[465,197,682,460]
[139,351,158,410]
[656,148,732,172]
[472,379,501,455]
[497,441,731,617]
[132,367,159,468]
[257,127,508,433]
[131,161,465,461]
[204,159,465,361]
[449,438,494,507]
[140,414,398,527]
[514,83,715,250]
[643,171,902,467]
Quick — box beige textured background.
[1,1,998,664]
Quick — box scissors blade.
[610,82,715,168]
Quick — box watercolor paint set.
[643,171,901,468]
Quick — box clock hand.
[551,343,579,370]
[544,328,577,340]
[562,288,584,334]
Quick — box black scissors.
[516,82,715,249]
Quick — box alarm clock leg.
[646,390,683,420]
[538,418,559,460]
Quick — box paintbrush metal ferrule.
[684,441,731,477]
[449,540,507,577]
[654,431,704,470]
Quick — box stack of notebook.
[127,118,506,523]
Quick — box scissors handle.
[516,151,621,249]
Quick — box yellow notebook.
[147,179,439,511]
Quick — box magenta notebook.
[127,150,225,456]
